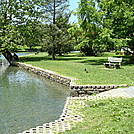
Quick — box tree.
[41,0,70,60]
[77,0,134,59]
[76,0,101,56]
[68,24,83,48]
[20,22,42,50]
[0,0,43,64]
[41,13,72,56]
[55,13,72,55]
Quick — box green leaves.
[0,25,22,51]
[0,0,45,52]
[41,13,71,58]
[76,0,134,57]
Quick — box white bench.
[103,57,122,69]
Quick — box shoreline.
[16,62,128,96]
[19,95,133,134]
[15,62,132,134]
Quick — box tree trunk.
[131,52,134,62]
[52,0,56,60]
[52,45,56,60]
[2,51,17,65]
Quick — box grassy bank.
[61,97,134,134]
[20,52,134,86]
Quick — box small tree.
[41,0,69,60]
[42,13,71,56]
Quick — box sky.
[69,0,79,23]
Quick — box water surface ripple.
[0,65,70,134]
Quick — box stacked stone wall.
[16,62,72,86]
[16,62,128,96]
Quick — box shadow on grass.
[20,56,51,62]
[20,55,85,62]
[79,59,106,65]
[19,54,134,67]
[79,55,134,66]
[123,61,134,66]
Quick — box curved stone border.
[18,95,132,134]
[18,96,85,134]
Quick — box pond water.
[0,58,70,134]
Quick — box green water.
[0,64,70,134]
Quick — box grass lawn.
[20,52,134,86]
[60,97,134,134]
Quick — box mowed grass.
[20,52,134,86]
[60,97,134,134]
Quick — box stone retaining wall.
[70,84,128,96]
[16,62,128,96]
[16,62,72,87]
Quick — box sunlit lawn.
[20,52,134,86]
[60,97,134,134]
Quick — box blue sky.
[69,0,79,23]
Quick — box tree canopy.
[41,0,70,60]
[0,0,71,60]
[0,0,44,52]
[76,0,134,58]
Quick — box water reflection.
[0,65,70,134]
[0,57,10,75]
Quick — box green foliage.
[76,0,134,57]
[68,24,98,56]
[0,0,71,55]
[42,0,69,23]
[75,39,95,56]
[68,24,83,46]
[41,13,72,58]
[0,0,44,52]
[20,23,42,50]
[0,25,23,51]
[39,0,70,60]
[99,0,134,50]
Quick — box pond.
[0,58,70,134]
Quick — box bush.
[77,52,86,57]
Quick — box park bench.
[103,57,122,69]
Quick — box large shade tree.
[0,0,44,63]
[77,0,134,59]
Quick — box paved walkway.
[97,86,134,97]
